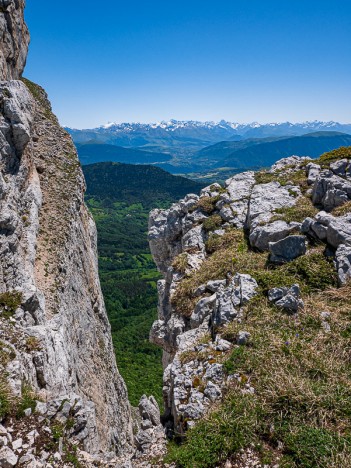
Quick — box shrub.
[318,146,351,165]
[0,291,22,319]
[197,196,219,214]
[172,253,189,274]
[202,215,222,232]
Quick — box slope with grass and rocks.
[147,147,351,467]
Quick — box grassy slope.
[83,162,202,406]
[167,147,351,467]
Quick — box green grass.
[16,383,37,418]
[169,283,351,467]
[166,393,259,468]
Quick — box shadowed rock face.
[0,0,29,80]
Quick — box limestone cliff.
[0,1,133,466]
[0,0,29,80]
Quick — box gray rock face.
[335,244,351,285]
[134,395,166,460]
[269,235,307,263]
[0,0,29,80]
[248,181,301,250]
[312,170,351,211]
[270,155,311,173]
[306,162,321,185]
[302,211,351,248]
[217,172,256,228]
[250,220,301,251]
[268,284,303,313]
[148,194,202,275]
[0,17,133,462]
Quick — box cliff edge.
[0,1,133,466]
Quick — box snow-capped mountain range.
[67,120,351,152]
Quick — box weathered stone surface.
[268,284,303,313]
[302,211,351,248]
[270,156,311,173]
[306,162,321,185]
[312,170,351,211]
[250,220,301,251]
[0,0,29,80]
[248,181,300,248]
[217,172,256,228]
[0,446,17,467]
[0,5,134,461]
[330,159,349,177]
[190,294,216,329]
[269,235,307,263]
[335,244,351,285]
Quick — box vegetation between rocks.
[168,283,351,467]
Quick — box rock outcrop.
[0,2,134,465]
[0,0,29,81]
[148,149,351,451]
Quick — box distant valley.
[70,120,351,182]
[83,162,202,405]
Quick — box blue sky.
[24,0,351,128]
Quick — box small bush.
[172,253,189,274]
[0,291,22,319]
[25,336,41,352]
[202,215,222,232]
[197,196,219,214]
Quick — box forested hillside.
[83,162,202,405]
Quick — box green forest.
[83,162,202,406]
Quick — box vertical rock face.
[0,2,133,463]
[0,0,29,80]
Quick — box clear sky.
[24,0,351,129]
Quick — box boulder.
[269,235,307,263]
[190,294,216,329]
[250,220,301,251]
[330,159,349,177]
[335,244,351,285]
[237,331,251,345]
[268,284,303,313]
[306,162,321,185]
[0,447,18,467]
[312,170,351,211]
[270,156,311,173]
